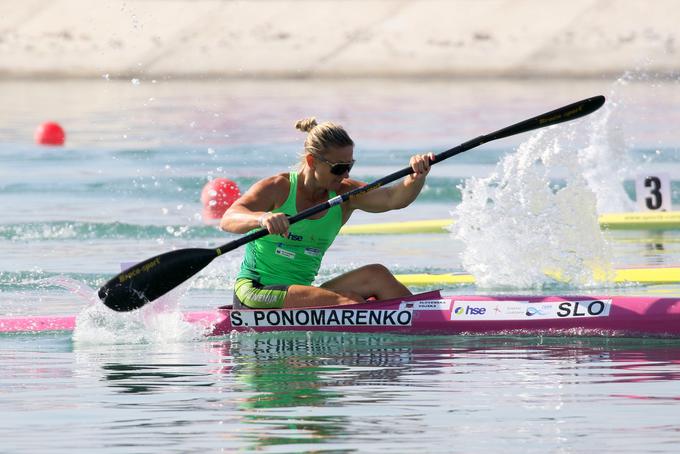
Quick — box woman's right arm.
[219,175,289,234]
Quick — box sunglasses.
[311,153,355,176]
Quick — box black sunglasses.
[311,153,355,175]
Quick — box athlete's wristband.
[257,213,268,228]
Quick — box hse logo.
[453,305,486,316]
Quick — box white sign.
[231,308,413,328]
[399,299,451,311]
[450,300,611,321]
[636,174,671,211]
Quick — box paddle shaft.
[221,95,605,253]
[99,95,605,311]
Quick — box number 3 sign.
[636,174,672,211]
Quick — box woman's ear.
[304,153,315,169]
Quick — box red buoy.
[201,178,241,220]
[35,122,65,146]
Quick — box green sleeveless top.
[237,172,343,286]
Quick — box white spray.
[454,85,636,288]
[37,275,205,344]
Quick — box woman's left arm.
[347,153,435,213]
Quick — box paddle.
[99,95,606,311]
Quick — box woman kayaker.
[220,117,434,309]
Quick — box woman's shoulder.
[242,173,290,210]
[256,172,291,190]
[251,173,291,203]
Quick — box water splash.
[37,276,101,306]
[452,91,634,288]
[579,76,638,213]
[37,276,205,344]
[72,302,206,345]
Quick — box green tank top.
[237,172,343,286]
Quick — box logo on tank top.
[275,246,295,259]
[304,248,321,257]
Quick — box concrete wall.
[0,0,678,79]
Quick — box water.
[3,76,680,452]
[5,333,680,452]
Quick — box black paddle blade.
[98,248,218,312]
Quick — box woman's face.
[314,145,354,191]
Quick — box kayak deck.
[0,315,77,333]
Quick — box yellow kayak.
[395,266,680,286]
[340,211,680,235]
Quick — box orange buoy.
[201,178,241,220]
[35,122,66,146]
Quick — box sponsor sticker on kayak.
[399,299,451,311]
[451,300,612,321]
[231,308,413,328]
[555,300,612,318]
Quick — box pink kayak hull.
[3,291,680,337]
[210,291,680,337]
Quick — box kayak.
[395,266,680,286]
[339,211,680,235]
[3,290,680,337]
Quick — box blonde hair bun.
[295,117,318,133]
